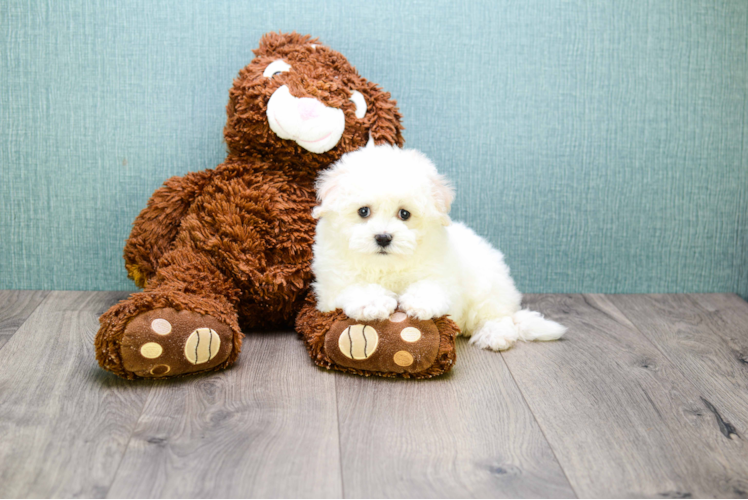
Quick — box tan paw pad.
[338,325,379,360]
[184,328,221,365]
[140,342,163,359]
[400,327,421,342]
[150,364,171,376]
[389,312,407,323]
[150,318,172,335]
[393,350,414,367]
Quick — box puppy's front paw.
[399,287,450,320]
[342,294,398,321]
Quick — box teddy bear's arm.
[124,169,214,287]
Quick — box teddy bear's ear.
[254,32,319,57]
[362,81,405,148]
[429,170,454,226]
[312,164,347,219]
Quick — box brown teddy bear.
[95,32,458,380]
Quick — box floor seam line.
[499,304,580,499]
[334,375,346,499]
[0,290,51,354]
[102,381,154,499]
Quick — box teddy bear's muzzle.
[267,85,345,154]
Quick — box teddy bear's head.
[224,32,404,170]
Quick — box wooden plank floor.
[0,292,747,498]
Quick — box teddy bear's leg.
[96,243,243,379]
[295,294,459,379]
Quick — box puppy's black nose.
[374,233,392,248]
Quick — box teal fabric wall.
[2,0,747,296]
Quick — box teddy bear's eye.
[349,91,367,119]
[398,209,411,221]
[358,207,371,218]
[263,60,291,78]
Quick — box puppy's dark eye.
[398,209,411,221]
[358,207,371,218]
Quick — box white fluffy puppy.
[311,144,566,350]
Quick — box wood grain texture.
[0,290,48,350]
[0,291,150,498]
[4,292,748,498]
[610,294,748,439]
[503,294,748,498]
[106,331,342,499]
[335,340,576,498]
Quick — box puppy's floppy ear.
[429,171,455,226]
[312,165,346,219]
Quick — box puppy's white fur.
[311,144,566,350]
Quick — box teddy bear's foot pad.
[324,312,441,374]
[120,308,234,378]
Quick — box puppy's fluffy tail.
[512,309,567,342]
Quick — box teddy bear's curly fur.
[95,32,456,379]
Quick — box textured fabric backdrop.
[2,0,747,296]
